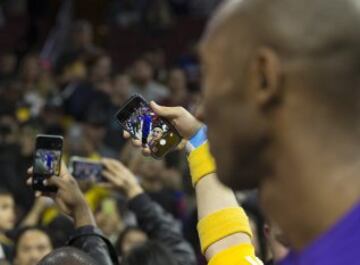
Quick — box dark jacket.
[128,193,197,265]
[67,225,119,265]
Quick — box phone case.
[115,94,182,159]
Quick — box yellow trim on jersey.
[188,142,216,186]
[209,243,263,265]
[197,207,253,253]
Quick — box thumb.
[150,101,181,119]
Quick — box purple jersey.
[280,202,360,265]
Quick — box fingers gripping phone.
[69,157,104,183]
[115,95,182,159]
[32,135,63,192]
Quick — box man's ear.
[250,48,283,110]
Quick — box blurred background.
[0,0,267,264]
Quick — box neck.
[260,130,360,250]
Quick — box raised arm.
[101,158,196,265]
[26,164,118,265]
[125,102,262,264]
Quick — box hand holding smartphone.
[32,135,63,192]
[115,95,182,159]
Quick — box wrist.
[127,185,144,200]
[187,126,208,152]
[73,199,89,217]
[73,202,95,228]
[188,141,217,186]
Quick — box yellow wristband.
[197,207,253,254]
[188,142,216,186]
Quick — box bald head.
[201,0,360,190]
[207,0,360,114]
[207,0,360,54]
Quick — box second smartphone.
[32,134,63,192]
[69,157,104,183]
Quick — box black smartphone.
[69,157,104,183]
[32,135,63,192]
[115,95,182,159]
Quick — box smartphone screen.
[69,157,104,183]
[116,95,182,159]
[33,135,63,192]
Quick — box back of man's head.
[37,247,98,265]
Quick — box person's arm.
[102,158,196,265]
[26,164,118,265]
[20,197,48,227]
[67,225,118,265]
[124,102,261,264]
[128,193,197,265]
[196,174,253,258]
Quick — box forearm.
[129,193,182,239]
[187,138,252,260]
[21,208,43,227]
[129,193,196,265]
[73,201,96,228]
[195,173,252,259]
[196,173,239,219]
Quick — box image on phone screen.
[33,135,63,192]
[70,159,103,182]
[116,95,182,158]
[124,101,169,146]
[34,149,61,176]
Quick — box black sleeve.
[128,193,196,265]
[67,225,119,265]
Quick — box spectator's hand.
[26,163,93,227]
[123,101,203,156]
[101,158,143,199]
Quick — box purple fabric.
[280,201,360,265]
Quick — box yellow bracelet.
[197,207,253,254]
[188,142,217,186]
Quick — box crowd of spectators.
[0,3,283,265]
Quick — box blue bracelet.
[189,126,208,148]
